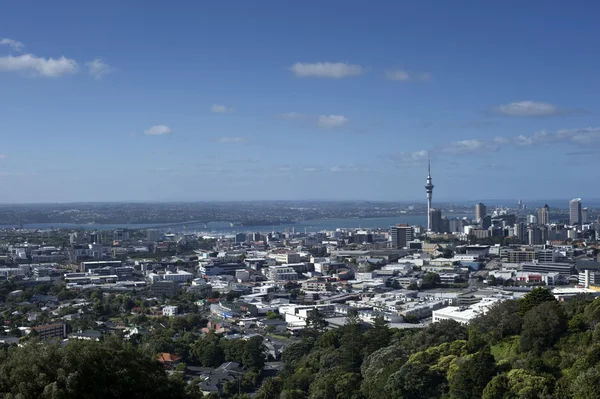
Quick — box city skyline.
[3,2,600,202]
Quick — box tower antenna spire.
[428,154,431,177]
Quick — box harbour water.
[0,214,474,234]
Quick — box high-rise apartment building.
[475,203,487,224]
[528,226,543,245]
[570,198,582,226]
[537,204,549,225]
[516,222,527,243]
[390,224,414,248]
[429,208,442,233]
[582,208,590,224]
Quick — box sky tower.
[425,157,434,231]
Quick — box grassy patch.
[491,336,520,362]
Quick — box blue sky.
[1,0,600,203]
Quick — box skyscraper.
[537,204,549,225]
[570,198,582,226]
[429,208,442,233]
[528,226,543,245]
[425,158,434,231]
[475,202,487,223]
[582,207,590,224]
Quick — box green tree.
[482,374,509,399]
[242,336,266,369]
[423,272,441,288]
[469,300,522,342]
[364,315,392,356]
[517,287,556,316]
[385,361,445,399]
[520,301,567,353]
[305,310,328,338]
[266,311,283,320]
[339,310,364,371]
[255,377,282,399]
[448,349,497,399]
[0,338,191,399]
[190,333,224,367]
[571,367,600,399]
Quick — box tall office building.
[517,200,523,210]
[441,217,450,234]
[528,226,543,245]
[570,198,582,226]
[390,224,414,248]
[516,222,527,243]
[429,208,442,233]
[475,203,487,224]
[449,218,464,233]
[537,204,549,225]
[425,158,434,231]
[582,207,590,224]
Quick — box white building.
[265,266,298,281]
[432,297,503,324]
[163,270,193,282]
[199,263,243,276]
[162,306,179,316]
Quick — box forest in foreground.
[2,288,600,399]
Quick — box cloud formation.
[86,58,114,79]
[0,54,78,77]
[216,137,247,143]
[317,114,349,129]
[290,62,363,79]
[144,125,173,135]
[211,104,234,113]
[0,38,24,51]
[278,112,349,129]
[387,127,600,165]
[330,164,369,173]
[493,101,563,117]
[276,112,308,120]
[386,69,431,82]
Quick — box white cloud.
[493,101,561,117]
[386,69,432,82]
[86,58,115,79]
[0,38,24,51]
[211,104,234,114]
[0,54,78,77]
[317,114,348,129]
[440,139,486,154]
[290,62,363,79]
[330,164,368,173]
[0,154,6,160]
[387,127,600,166]
[216,137,246,143]
[144,125,173,135]
[276,112,308,120]
[386,69,410,81]
[386,150,429,165]
[303,167,319,172]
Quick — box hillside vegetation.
[256,288,600,399]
